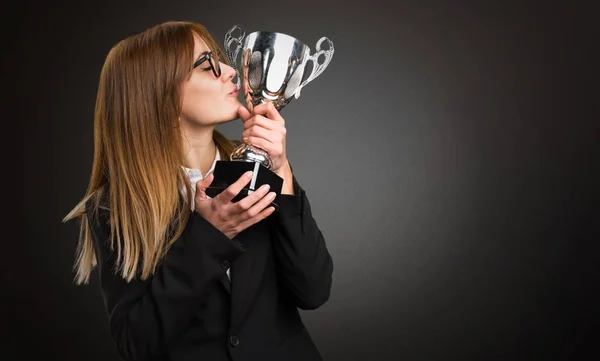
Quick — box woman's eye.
[201,67,211,72]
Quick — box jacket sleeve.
[86,203,245,361]
[270,172,334,310]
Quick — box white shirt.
[182,149,231,281]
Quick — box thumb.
[237,105,251,122]
[195,172,214,200]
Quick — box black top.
[86,172,333,361]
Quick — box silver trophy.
[206,24,334,203]
[225,24,334,168]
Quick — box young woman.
[63,20,333,361]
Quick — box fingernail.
[268,192,276,199]
[261,184,270,191]
[246,171,253,178]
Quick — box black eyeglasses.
[193,51,222,78]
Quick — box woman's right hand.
[194,171,277,239]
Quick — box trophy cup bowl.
[205,24,334,205]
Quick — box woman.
[63,20,333,361]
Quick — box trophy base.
[206,160,284,209]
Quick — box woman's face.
[179,33,240,127]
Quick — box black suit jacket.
[86,173,334,361]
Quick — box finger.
[251,102,284,123]
[235,183,272,211]
[237,105,252,122]
[236,204,276,230]
[250,102,272,115]
[242,126,277,144]
[196,172,214,195]
[243,190,277,219]
[242,136,274,154]
[215,170,254,204]
[243,115,278,131]
[195,173,214,200]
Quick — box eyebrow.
[195,50,210,62]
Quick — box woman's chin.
[219,111,241,124]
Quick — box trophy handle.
[224,24,245,68]
[294,37,334,99]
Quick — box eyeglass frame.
[193,51,222,78]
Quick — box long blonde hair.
[63,21,237,285]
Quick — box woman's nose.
[220,62,237,82]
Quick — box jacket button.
[220,260,231,269]
[229,335,240,347]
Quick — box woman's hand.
[193,171,276,239]
[237,102,288,173]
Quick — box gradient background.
[10,1,597,360]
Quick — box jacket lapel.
[228,221,270,333]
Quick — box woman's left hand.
[238,102,288,173]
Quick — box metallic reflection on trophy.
[224,24,335,170]
[205,24,334,204]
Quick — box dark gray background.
[10,1,598,360]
